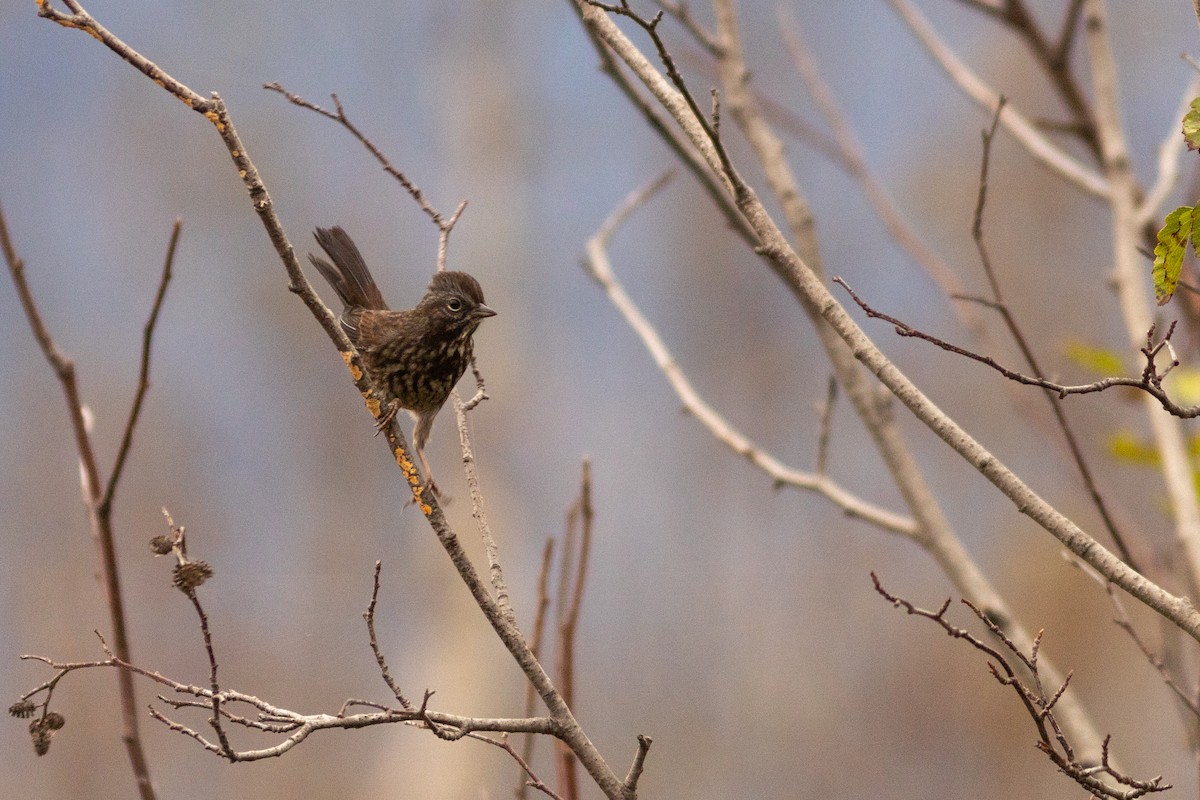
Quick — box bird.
[309,226,495,497]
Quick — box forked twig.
[874,574,1169,799]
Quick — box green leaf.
[1063,341,1124,376]
[1107,431,1160,466]
[1153,205,1198,306]
[1184,97,1200,151]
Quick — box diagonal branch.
[103,218,180,515]
[966,102,1136,569]
[575,0,1200,648]
[39,3,632,797]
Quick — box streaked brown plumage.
[309,226,495,494]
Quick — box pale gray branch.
[886,0,1110,198]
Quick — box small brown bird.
[309,226,495,496]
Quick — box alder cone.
[309,226,496,478]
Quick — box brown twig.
[470,732,566,800]
[566,1,758,247]
[953,0,1099,160]
[584,0,742,194]
[837,277,1200,416]
[21,555,561,763]
[555,460,594,799]
[517,538,558,800]
[1108,584,1200,719]
[363,562,414,711]
[263,83,461,238]
[103,218,179,516]
[2,202,170,799]
[651,0,722,56]
[873,574,1169,799]
[966,99,1136,569]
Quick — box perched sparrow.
[309,226,495,495]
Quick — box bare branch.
[583,178,917,535]
[874,574,1170,799]
[886,0,1109,198]
[103,218,179,514]
[452,392,514,626]
[363,562,414,711]
[836,278,1200,415]
[263,83,463,238]
[470,733,566,800]
[967,100,1136,568]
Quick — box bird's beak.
[474,304,497,319]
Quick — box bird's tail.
[309,226,388,311]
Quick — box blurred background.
[2,1,1198,798]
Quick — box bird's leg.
[417,446,442,501]
[373,398,402,437]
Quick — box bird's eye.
[447,298,464,312]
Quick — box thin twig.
[837,277,1200,416]
[363,562,414,710]
[103,218,180,514]
[263,83,457,233]
[873,574,1169,799]
[470,733,566,800]
[517,538,557,800]
[453,392,514,625]
[968,99,1136,568]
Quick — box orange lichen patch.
[203,110,224,131]
[395,450,419,481]
[364,394,381,417]
[340,351,363,381]
[406,482,433,516]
